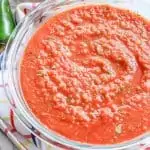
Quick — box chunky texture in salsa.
[21,5,150,144]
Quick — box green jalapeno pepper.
[0,0,15,44]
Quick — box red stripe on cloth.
[4,128,9,135]
[140,144,145,147]
[10,109,16,130]
[10,128,17,132]
[4,127,16,135]
[24,8,28,15]
[23,134,32,139]
[10,112,32,138]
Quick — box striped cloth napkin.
[0,1,149,150]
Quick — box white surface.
[0,131,17,150]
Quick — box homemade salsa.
[21,5,150,144]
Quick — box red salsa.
[21,5,150,144]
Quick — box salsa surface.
[21,5,150,144]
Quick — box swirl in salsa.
[21,5,150,144]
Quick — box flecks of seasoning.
[51,65,56,69]
[48,103,52,107]
[37,72,44,77]
[119,86,125,92]
[107,70,112,75]
[67,97,71,103]
[115,124,122,134]
[117,57,122,61]
[120,98,125,105]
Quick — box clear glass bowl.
[1,0,150,149]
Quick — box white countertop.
[0,131,17,150]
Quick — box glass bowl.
[1,0,150,149]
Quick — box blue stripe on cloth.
[0,52,3,70]
[31,133,38,147]
[31,127,41,148]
